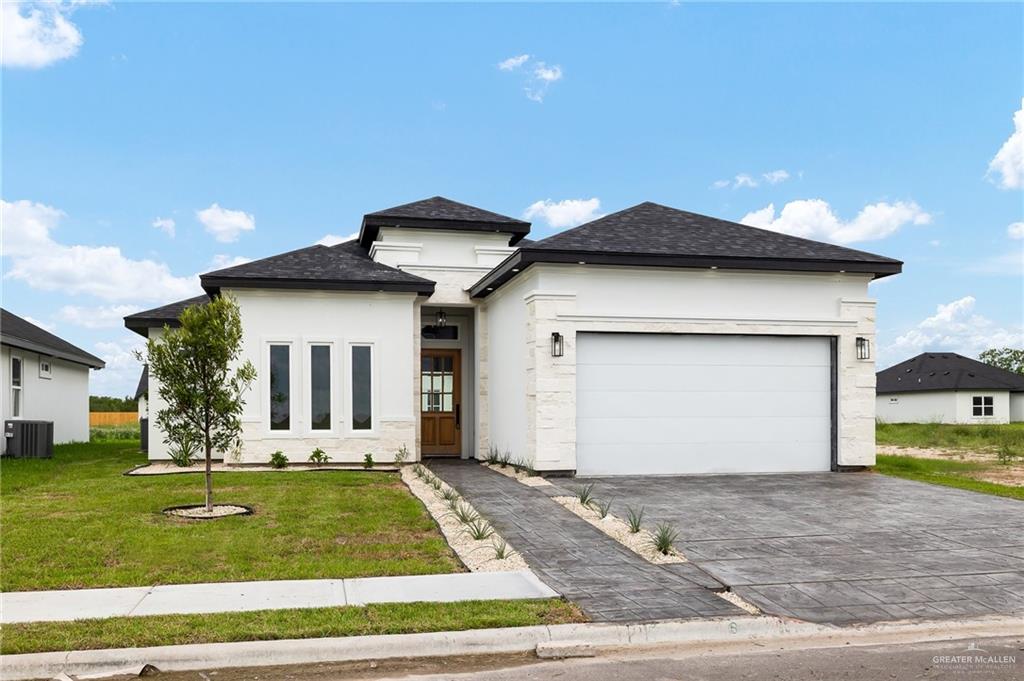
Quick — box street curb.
[3,614,1021,680]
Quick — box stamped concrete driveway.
[574,472,1024,624]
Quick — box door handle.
[455,404,461,429]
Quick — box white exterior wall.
[1011,393,1024,422]
[146,290,420,463]
[482,265,878,472]
[876,390,1011,424]
[1,344,91,445]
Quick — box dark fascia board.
[358,215,531,249]
[877,386,1020,395]
[201,277,436,298]
[470,249,903,298]
[124,317,181,337]
[1,337,105,369]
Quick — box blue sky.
[3,1,1022,396]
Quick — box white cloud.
[90,337,146,398]
[22,315,55,332]
[498,54,529,71]
[152,217,175,237]
[533,62,562,83]
[206,254,253,271]
[883,296,1024,366]
[57,304,141,329]
[762,169,790,185]
[196,203,255,243]
[523,198,603,229]
[987,98,1024,190]
[968,251,1024,277]
[1,1,83,69]
[2,199,201,302]
[733,173,758,189]
[1008,222,1024,239]
[711,179,731,190]
[315,232,359,247]
[740,198,932,244]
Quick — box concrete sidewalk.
[1,570,557,624]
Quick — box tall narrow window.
[310,345,331,430]
[269,345,290,430]
[11,356,22,418]
[351,345,372,430]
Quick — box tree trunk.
[205,431,213,512]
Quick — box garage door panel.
[578,365,829,393]
[577,390,831,419]
[578,334,831,367]
[575,333,832,476]
[576,416,830,445]
[575,442,831,475]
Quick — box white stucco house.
[876,352,1024,424]
[125,197,902,475]
[2,308,105,447]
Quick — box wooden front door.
[421,349,461,456]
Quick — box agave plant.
[492,537,515,560]
[595,498,613,519]
[650,522,680,555]
[625,505,645,533]
[462,518,495,541]
[573,483,596,508]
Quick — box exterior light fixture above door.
[436,309,447,328]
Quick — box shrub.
[363,452,374,469]
[428,477,444,490]
[492,537,514,560]
[269,450,288,469]
[573,483,596,508]
[308,448,331,466]
[625,505,645,533]
[167,430,200,467]
[997,443,1018,465]
[497,450,512,468]
[437,486,460,504]
[463,519,495,541]
[394,444,410,466]
[449,502,479,524]
[650,523,680,555]
[595,499,613,519]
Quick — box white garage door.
[576,333,833,476]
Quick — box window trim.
[306,341,335,434]
[266,341,294,434]
[971,395,995,418]
[10,354,23,419]
[38,356,52,380]
[346,341,376,434]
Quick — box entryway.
[421,349,462,456]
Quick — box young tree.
[140,294,256,511]
[979,347,1024,375]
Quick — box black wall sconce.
[551,332,564,357]
[435,309,447,328]
[856,337,871,360]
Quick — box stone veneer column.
[839,297,877,466]
[412,298,423,461]
[524,292,578,471]
[475,305,490,457]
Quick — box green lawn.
[875,455,1024,501]
[1,441,461,592]
[876,422,1024,457]
[1,599,586,655]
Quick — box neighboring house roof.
[135,366,148,400]
[124,294,211,336]
[470,202,903,297]
[359,196,531,248]
[200,241,436,297]
[876,353,1024,394]
[0,308,105,369]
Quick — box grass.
[875,455,1024,501]
[1,441,461,592]
[89,424,141,442]
[876,422,1024,456]
[0,599,586,655]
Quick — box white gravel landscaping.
[400,466,527,573]
[717,589,762,615]
[130,462,399,475]
[481,462,552,487]
[164,504,251,519]
[553,496,687,565]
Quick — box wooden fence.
[89,412,138,427]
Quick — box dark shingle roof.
[471,202,902,297]
[360,196,530,247]
[877,353,1024,394]
[123,295,210,336]
[200,241,435,296]
[135,365,148,400]
[1,309,105,369]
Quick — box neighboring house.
[1,309,106,446]
[125,197,901,475]
[876,352,1024,424]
